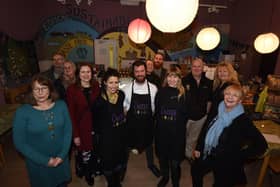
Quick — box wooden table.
[0,104,20,167]
[254,120,280,187]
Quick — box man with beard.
[122,60,160,178]
[43,53,65,82]
[153,50,167,85]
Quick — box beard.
[154,62,162,69]
[135,75,146,83]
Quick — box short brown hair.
[27,74,58,105]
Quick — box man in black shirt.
[153,50,167,86]
[146,59,161,88]
[182,58,212,160]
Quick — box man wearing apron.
[122,60,160,178]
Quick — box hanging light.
[254,0,279,54]
[196,27,221,50]
[254,33,279,54]
[145,0,199,33]
[128,18,151,44]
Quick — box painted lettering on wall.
[64,3,130,31]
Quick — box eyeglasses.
[33,86,49,93]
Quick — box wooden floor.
[0,133,279,187]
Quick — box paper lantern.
[128,18,151,44]
[196,27,221,50]
[146,0,199,33]
[254,33,279,54]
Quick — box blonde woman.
[191,84,267,187]
[155,66,188,187]
[208,62,240,119]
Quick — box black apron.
[126,81,154,152]
[155,88,186,161]
[99,94,126,174]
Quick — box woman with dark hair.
[66,62,100,186]
[92,68,126,187]
[13,74,72,187]
[155,66,188,187]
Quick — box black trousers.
[158,157,181,187]
[145,144,156,167]
[105,170,122,187]
[191,157,240,187]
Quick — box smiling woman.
[191,83,268,187]
[66,62,100,185]
[92,68,127,187]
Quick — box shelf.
[268,88,280,93]
[266,102,280,108]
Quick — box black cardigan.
[196,113,268,184]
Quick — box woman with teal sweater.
[13,74,72,187]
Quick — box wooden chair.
[268,154,280,187]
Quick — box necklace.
[42,110,55,138]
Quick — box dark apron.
[126,81,154,152]
[155,92,185,161]
[99,94,126,173]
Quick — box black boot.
[113,172,122,187]
[85,174,94,186]
[157,177,169,187]
[171,160,181,187]
[148,164,161,177]
[120,166,127,182]
[75,151,84,178]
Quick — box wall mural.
[34,14,230,76]
[36,16,98,63]
[36,15,156,71]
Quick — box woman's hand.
[192,150,201,159]
[54,157,63,166]
[74,137,81,146]
[48,157,63,167]
[47,157,56,167]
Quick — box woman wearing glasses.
[13,74,72,187]
[191,84,267,187]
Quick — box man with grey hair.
[54,61,76,101]
[43,53,65,81]
[182,58,212,160]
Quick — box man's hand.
[192,150,201,159]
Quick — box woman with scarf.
[191,84,267,187]
[208,62,240,120]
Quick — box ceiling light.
[254,33,279,54]
[128,18,151,44]
[145,0,199,33]
[196,27,221,50]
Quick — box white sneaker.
[131,149,139,155]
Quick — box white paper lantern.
[254,33,279,54]
[128,18,152,44]
[146,0,199,33]
[196,27,221,50]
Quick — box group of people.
[12,51,268,187]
